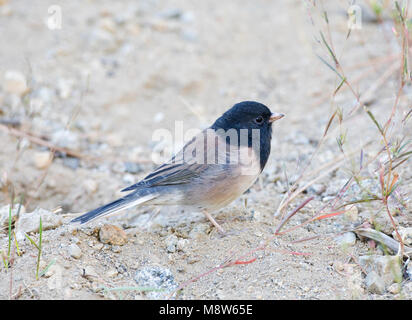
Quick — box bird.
[71,101,284,234]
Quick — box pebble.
[106,133,124,147]
[99,224,128,246]
[93,243,104,251]
[176,238,189,252]
[15,208,62,241]
[51,129,79,150]
[308,183,326,195]
[111,245,121,253]
[359,255,402,289]
[365,271,385,294]
[387,283,401,295]
[62,157,80,170]
[106,268,118,278]
[134,266,178,299]
[3,70,28,96]
[68,243,82,259]
[123,162,142,174]
[44,263,62,278]
[165,234,178,253]
[33,151,52,169]
[335,232,357,247]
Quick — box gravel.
[134,265,178,299]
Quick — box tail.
[70,193,156,224]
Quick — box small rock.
[321,196,335,202]
[15,208,62,241]
[308,184,326,195]
[359,255,402,287]
[165,234,178,253]
[3,70,28,96]
[335,232,357,247]
[44,263,62,278]
[99,224,128,246]
[106,133,123,147]
[134,266,178,299]
[68,243,82,259]
[387,283,401,294]
[334,261,345,272]
[0,204,25,227]
[62,157,80,170]
[111,245,121,253]
[33,151,51,169]
[51,129,79,150]
[106,269,118,278]
[176,238,189,252]
[365,271,385,294]
[123,162,142,174]
[93,243,104,251]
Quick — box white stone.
[15,208,62,241]
[4,70,28,96]
[68,243,82,259]
[33,151,51,169]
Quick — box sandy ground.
[0,0,411,300]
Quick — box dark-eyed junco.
[71,101,284,233]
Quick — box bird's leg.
[202,210,226,234]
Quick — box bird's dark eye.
[254,116,264,124]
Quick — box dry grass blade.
[0,123,87,159]
[275,197,314,234]
[354,227,412,257]
[275,158,344,218]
